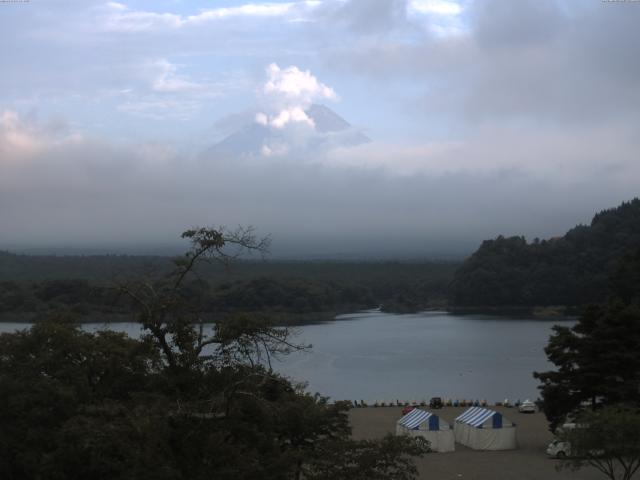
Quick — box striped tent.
[396,408,455,452]
[454,407,517,450]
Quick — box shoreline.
[0,305,579,325]
[446,305,581,319]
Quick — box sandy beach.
[349,406,608,480]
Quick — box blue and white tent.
[454,407,517,450]
[396,408,455,452]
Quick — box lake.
[0,310,572,403]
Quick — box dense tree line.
[0,277,373,319]
[0,251,457,287]
[450,199,640,307]
[0,277,377,323]
[0,251,175,282]
[0,259,456,320]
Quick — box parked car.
[547,439,571,458]
[429,397,443,409]
[547,422,602,459]
[518,399,536,413]
[546,438,603,459]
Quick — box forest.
[450,199,640,309]
[0,255,456,324]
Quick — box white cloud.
[255,107,316,130]
[270,106,315,129]
[112,59,229,120]
[255,112,269,126]
[151,59,203,93]
[117,99,201,120]
[407,0,467,37]
[101,3,183,32]
[0,110,42,157]
[0,110,80,160]
[186,3,295,24]
[322,123,640,184]
[263,63,337,103]
[252,63,338,153]
[409,0,463,16]
[260,142,289,157]
[100,1,322,32]
[105,2,127,12]
[257,63,337,128]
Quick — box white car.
[547,439,571,458]
[547,437,603,459]
[518,399,536,413]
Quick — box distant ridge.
[450,198,640,307]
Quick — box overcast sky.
[1,0,639,257]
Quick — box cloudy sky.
[1,0,639,257]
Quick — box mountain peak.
[306,104,352,133]
[207,104,369,158]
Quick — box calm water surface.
[0,310,572,403]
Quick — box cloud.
[0,110,80,160]
[151,59,204,93]
[317,0,466,39]
[409,0,462,16]
[95,0,464,46]
[263,63,337,104]
[100,1,322,32]
[269,107,315,129]
[100,2,183,32]
[116,99,201,120]
[471,0,565,48]
[407,0,467,36]
[111,58,227,120]
[328,0,410,34]
[0,110,44,158]
[329,0,640,128]
[1,110,637,256]
[323,123,640,183]
[2,1,640,256]
[97,0,464,39]
[251,63,338,150]
[256,63,336,130]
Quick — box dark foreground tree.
[557,405,640,480]
[534,249,640,431]
[0,226,428,480]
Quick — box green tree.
[451,198,640,308]
[534,249,640,430]
[303,435,429,480]
[0,320,165,480]
[558,405,640,480]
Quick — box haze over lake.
[0,311,571,403]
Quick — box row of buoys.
[349,398,529,408]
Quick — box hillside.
[450,199,640,308]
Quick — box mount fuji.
[207,104,370,158]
